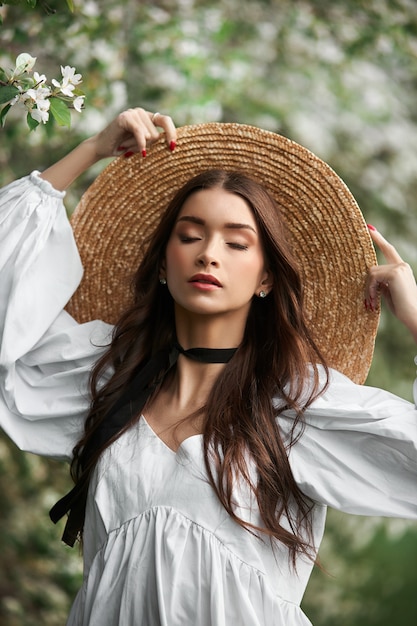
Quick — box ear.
[257,269,273,297]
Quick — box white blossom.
[30,99,51,124]
[33,71,47,85]
[22,86,51,124]
[51,66,83,97]
[1,53,85,129]
[61,83,76,97]
[23,86,52,104]
[73,95,85,112]
[59,65,83,97]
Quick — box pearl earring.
[259,290,267,298]
[159,278,167,285]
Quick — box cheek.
[165,243,189,277]
[239,252,266,283]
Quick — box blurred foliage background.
[0,0,416,624]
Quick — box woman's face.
[163,187,271,325]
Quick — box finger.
[116,108,157,155]
[365,262,394,310]
[133,109,161,153]
[148,111,177,150]
[124,128,148,155]
[368,225,403,264]
[366,260,416,315]
[115,139,137,153]
[365,266,381,312]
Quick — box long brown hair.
[71,169,329,564]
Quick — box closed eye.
[179,235,201,243]
[228,242,249,250]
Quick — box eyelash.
[179,236,248,251]
[179,236,200,243]
[228,243,248,251]
[179,235,249,251]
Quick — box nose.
[195,240,219,268]
[196,252,219,268]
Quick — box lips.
[189,273,223,287]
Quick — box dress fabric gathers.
[0,172,416,626]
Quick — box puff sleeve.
[0,172,112,460]
[280,367,417,519]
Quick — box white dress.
[0,172,416,626]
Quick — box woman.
[0,108,416,625]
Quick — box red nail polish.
[169,141,176,152]
[123,151,134,158]
[117,145,127,151]
[367,224,376,231]
[142,149,147,158]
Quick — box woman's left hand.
[366,225,417,344]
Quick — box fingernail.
[367,224,377,231]
[142,149,147,158]
[169,141,176,152]
[123,151,135,158]
[117,145,127,151]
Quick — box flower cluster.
[0,53,85,130]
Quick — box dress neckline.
[141,415,202,455]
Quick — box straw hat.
[66,123,379,384]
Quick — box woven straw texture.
[66,123,379,384]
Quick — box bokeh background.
[0,1,416,624]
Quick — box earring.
[259,290,267,298]
[159,278,167,285]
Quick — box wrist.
[80,135,103,165]
[40,138,103,191]
[404,316,417,345]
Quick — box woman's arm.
[366,225,417,344]
[0,107,175,458]
[40,108,177,191]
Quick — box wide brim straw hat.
[66,122,379,384]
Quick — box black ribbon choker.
[49,342,237,546]
[173,342,237,364]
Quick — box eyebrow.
[177,215,257,234]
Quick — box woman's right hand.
[92,108,177,159]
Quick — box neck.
[166,356,225,414]
[169,309,242,410]
[174,307,246,350]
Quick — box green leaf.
[45,113,57,138]
[0,103,11,127]
[26,111,39,131]
[0,67,11,82]
[0,85,19,105]
[66,0,74,11]
[49,97,71,127]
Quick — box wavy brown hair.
[70,169,329,565]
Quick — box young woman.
[0,108,416,626]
